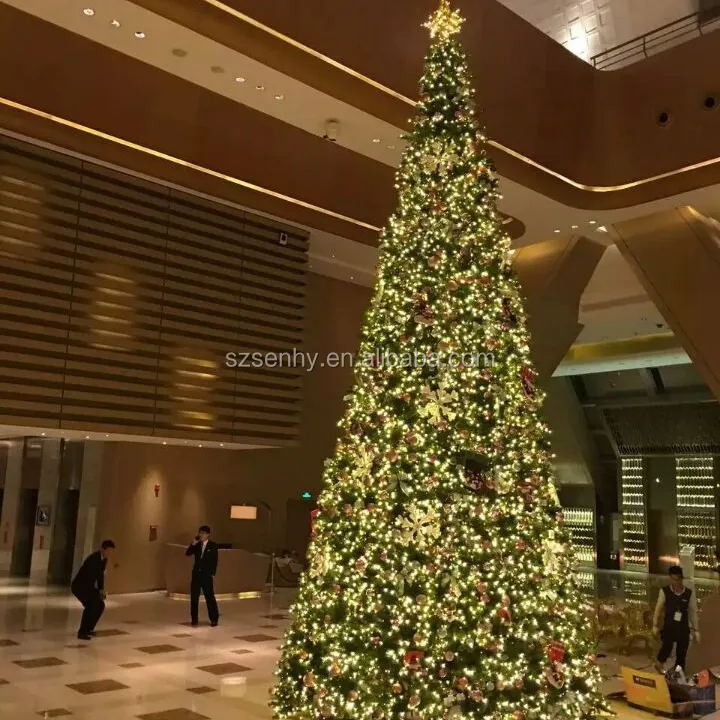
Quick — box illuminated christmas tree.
[272,2,607,719]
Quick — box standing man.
[71,539,115,640]
[186,525,219,627]
[653,565,700,673]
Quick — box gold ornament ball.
[392,683,403,695]
[321,705,333,718]
[416,594,428,605]
[303,673,316,688]
[330,663,341,677]
[409,694,421,708]
[445,650,455,661]
[456,677,469,690]
[347,690,358,702]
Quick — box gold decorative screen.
[0,135,308,445]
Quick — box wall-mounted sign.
[230,505,258,520]
[36,506,51,527]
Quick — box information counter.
[164,543,271,600]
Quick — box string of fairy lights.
[271,2,607,718]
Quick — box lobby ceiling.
[2,0,720,354]
[498,0,695,62]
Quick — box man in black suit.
[71,539,115,640]
[186,525,219,627]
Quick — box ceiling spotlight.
[110,19,121,28]
[234,76,246,83]
[83,8,95,16]
[274,94,285,100]
[597,225,608,232]
[571,224,579,229]
[255,84,265,91]
[589,220,597,225]
[134,31,146,39]
[372,138,381,144]
[553,229,560,233]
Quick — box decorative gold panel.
[0,135,307,445]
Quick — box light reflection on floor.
[0,572,717,718]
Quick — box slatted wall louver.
[0,135,308,445]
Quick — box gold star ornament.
[423,0,465,40]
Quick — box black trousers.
[657,627,690,670]
[190,571,219,624]
[73,589,105,635]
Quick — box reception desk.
[164,543,271,600]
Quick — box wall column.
[0,440,24,576]
[72,441,104,577]
[513,235,607,378]
[614,207,720,399]
[29,439,62,584]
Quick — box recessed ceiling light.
[134,31,146,39]
[388,144,396,150]
[571,224,579,229]
[83,8,95,16]
[255,84,265,91]
[274,94,285,101]
[589,220,597,225]
[597,225,608,232]
[553,229,561,233]
[372,138,381,144]
[211,66,225,74]
[110,19,121,28]
[235,76,246,83]
[171,48,187,57]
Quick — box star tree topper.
[423,0,465,40]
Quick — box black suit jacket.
[186,540,219,575]
[71,550,107,595]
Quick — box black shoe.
[211,621,218,627]
[77,633,92,641]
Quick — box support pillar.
[29,438,61,584]
[0,440,24,576]
[513,235,607,379]
[614,207,720,399]
[73,441,104,578]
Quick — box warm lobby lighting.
[110,19,121,28]
[372,138,381,144]
[230,505,258,520]
[135,31,146,39]
[589,220,597,225]
[235,76,245,83]
[255,84,265,91]
[274,94,285,100]
[83,8,95,16]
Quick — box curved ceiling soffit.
[182,0,720,207]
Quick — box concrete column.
[29,439,62,584]
[0,440,24,576]
[614,207,720,399]
[72,441,104,578]
[513,235,607,379]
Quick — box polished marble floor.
[0,577,701,719]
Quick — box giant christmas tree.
[272,3,607,719]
